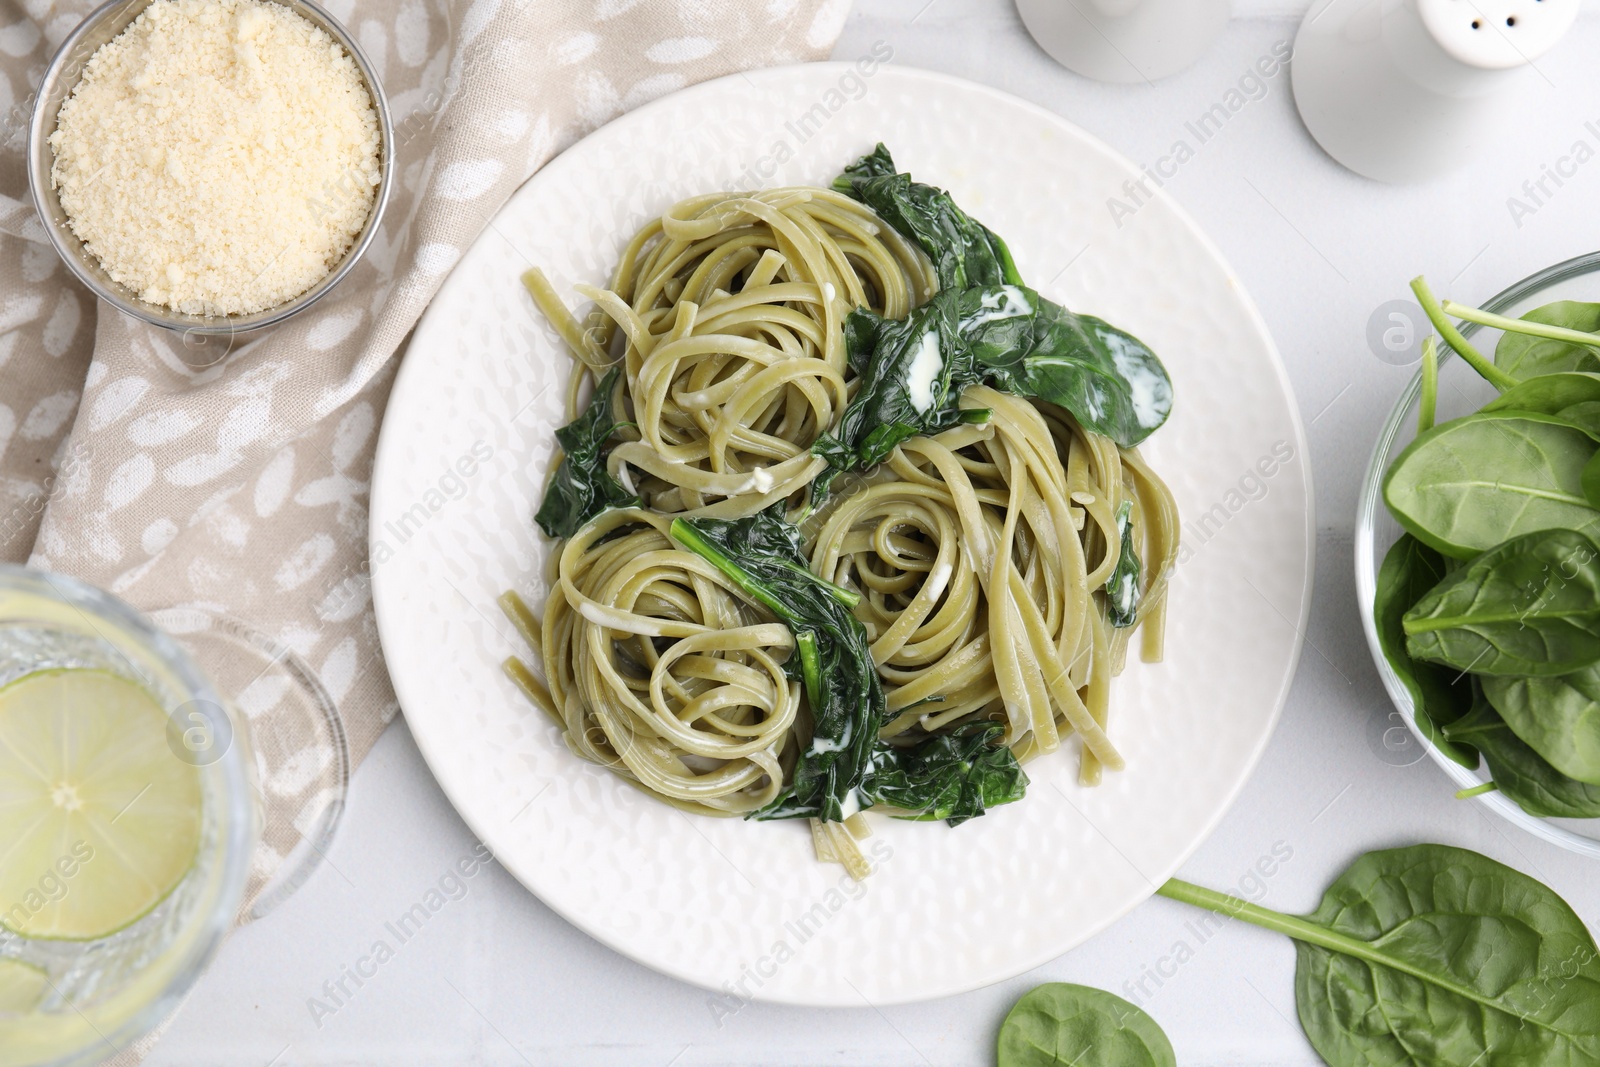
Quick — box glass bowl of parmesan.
[26,0,393,337]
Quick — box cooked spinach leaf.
[819,147,1172,483]
[811,294,989,479]
[997,983,1175,1067]
[669,506,885,822]
[1483,665,1600,786]
[860,721,1027,826]
[534,366,638,538]
[970,292,1173,449]
[814,285,1173,480]
[1105,501,1142,628]
[834,143,1021,291]
[1403,528,1600,676]
[1159,844,1600,1066]
[1373,533,1477,767]
[670,508,1034,826]
[1445,695,1600,818]
[1382,410,1600,558]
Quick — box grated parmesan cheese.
[50,0,381,316]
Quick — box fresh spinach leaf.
[669,506,886,822]
[860,721,1027,826]
[1482,664,1600,786]
[1159,844,1600,1067]
[1105,501,1142,628]
[814,285,1173,479]
[834,143,1021,291]
[1445,696,1600,818]
[1373,534,1478,767]
[1403,528,1600,676]
[996,983,1175,1067]
[1482,371,1600,439]
[1563,402,1600,441]
[1382,410,1600,558]
[1496,301,1600,379]
[1586,450,1600,509]
[534,366,638,539]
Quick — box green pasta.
[503,164,1179,877]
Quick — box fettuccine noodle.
[503,184,1179,879]
[809,387,1178,789]
[524,188,935,518]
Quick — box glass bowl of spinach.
[1357,249,1600,858]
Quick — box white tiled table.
[148,2,1600,1063]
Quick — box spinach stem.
[795,630,823,709]
[1410,276,1518,393]
[1418,336,1438,434]
[1442,300,1600,352]
[818,576,863,610]
[670,517,858,612]
[1155,878,1538,1020]
[1456,781,1499,799]
[670,518,788,621]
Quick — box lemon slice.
[0,959,48,1013]
[0,669,202,941]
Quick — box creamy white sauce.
[905,331,943,413]
[1102,331,1172,428]
[1108,571,1137,619]
[959,285,1032,333]
[839,791,861,819]
[822,282,836,303]
[808,734,845,755]
[1082,385,1105,423]
[727,467,775,494]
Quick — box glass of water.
[0,564,256,1067]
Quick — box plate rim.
[371,60,1318,1005]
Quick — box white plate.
[370,64,1314,1006]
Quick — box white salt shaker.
[1292,0,1579,183]
[1015,0,1231,84]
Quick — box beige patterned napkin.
[0,0,850,1057]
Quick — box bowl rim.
[1355,247,1600,859]
[25,0,394,336]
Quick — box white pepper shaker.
[1292,0,1579,183]
[1015,0,1231,84]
